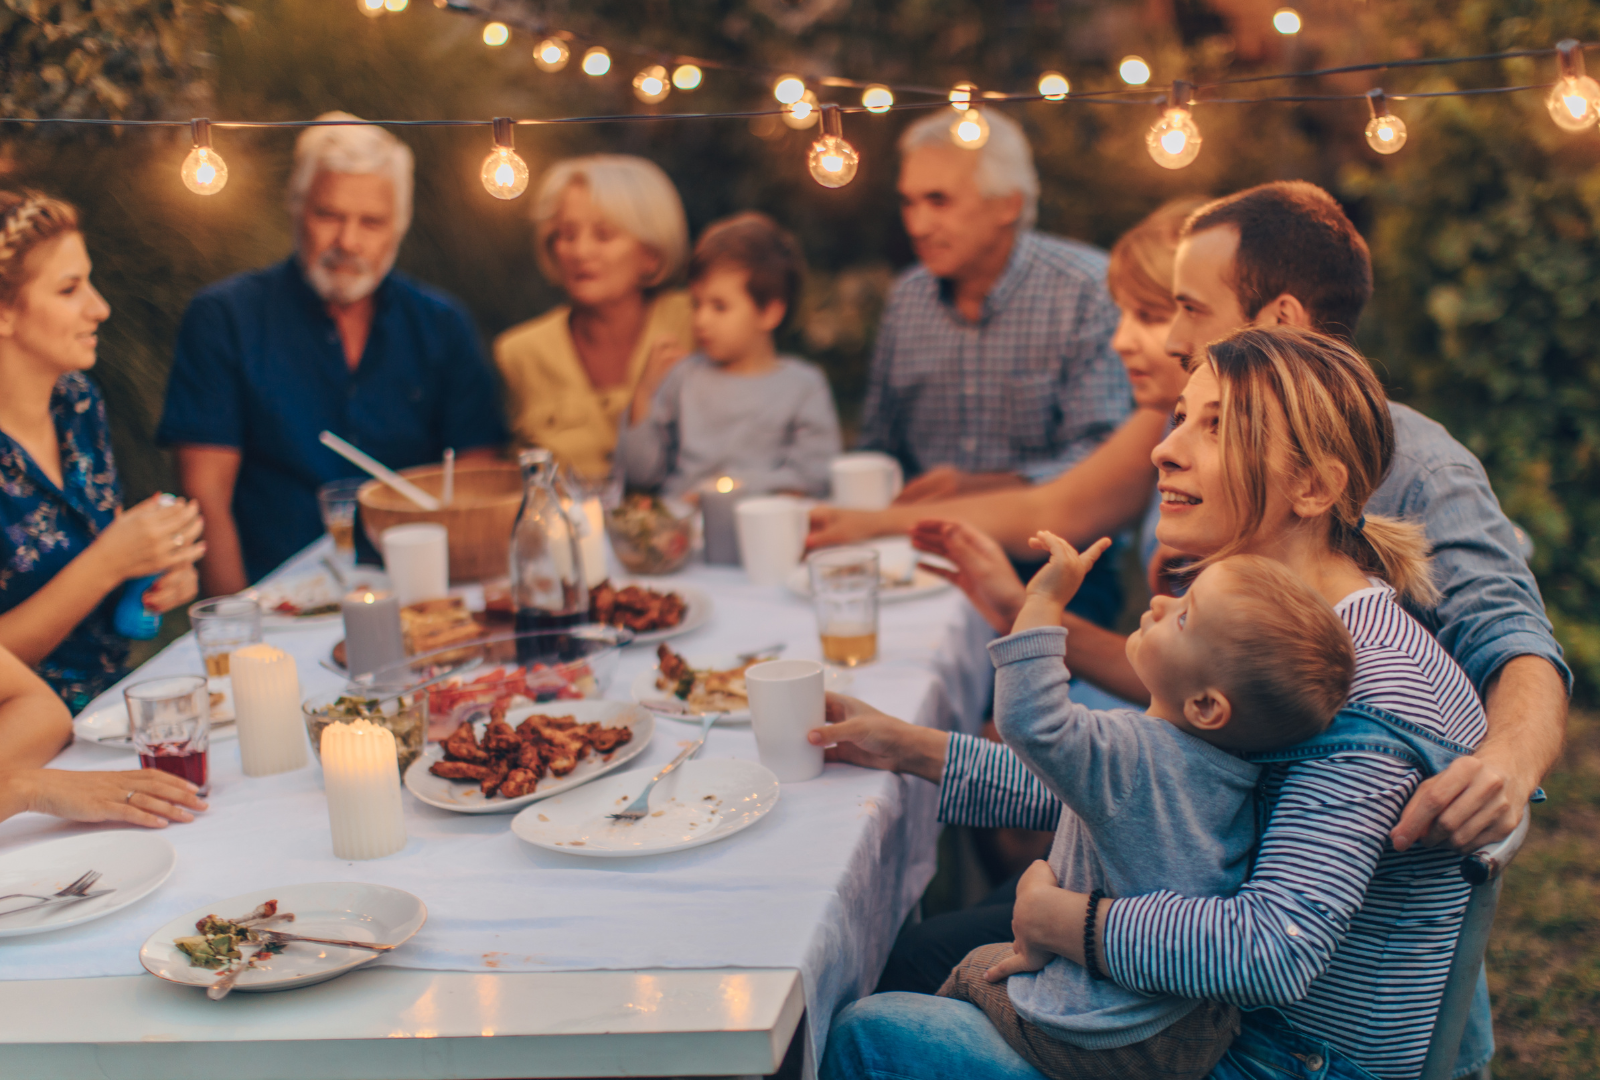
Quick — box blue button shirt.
[158,258,508,581]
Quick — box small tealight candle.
[321,719,407,860]
[341,588,405,679]
[701,476,745,566]
[231,644,310,777]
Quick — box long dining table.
[0,537,997,1080]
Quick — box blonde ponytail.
[1331,513,1438,608]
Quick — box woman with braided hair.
[0,190,205,713]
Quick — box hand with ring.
[2,768,207,828]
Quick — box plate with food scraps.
[403,699,654,814]
[246,566,389,627]
[0,831,176,938]
[73,702,238,748]
[139,882,426,993]
[630,645,754,724]
[511,757,779,858]
[590,579,713,646]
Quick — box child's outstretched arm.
[1011,531,1113,634]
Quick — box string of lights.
[3,9,1597,194]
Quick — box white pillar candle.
[579,496,609,588]
[321,719,407,860]
[230,643,310,777]
[341,588,406,679]
[382,523,450,605]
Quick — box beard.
[301,244,397,305]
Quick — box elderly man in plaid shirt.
[856,108,1131,625]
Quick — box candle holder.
[322,718,408,860]
[231,644,310,777]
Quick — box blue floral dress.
[0,373,128,712]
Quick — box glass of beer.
[189,596,262,722]
[124,675,211,795]
[317,478,366,560]
[809,546,880,667]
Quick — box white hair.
[899,107,1039,232]
[532,154,689,289]
[288,111,414,231]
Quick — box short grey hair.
[288,111,414,231]
[532,155,689,289]
[899,107,1039,232]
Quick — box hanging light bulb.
[949,82,977,110]
[1038,72,1070,100]
[633,64,670,103]
[774,75,807,105]
[782,90,822,129]
[1547,39,1600,131]
[360,0,384,15]
[808,105,860,188]
[673,63,703,90]
[1272,8,1301,35]
[384,0,408,10]
[951,106,990,148]
[534,38,570,72]
[862,84,894,113]
[482,21,509,47]
[180,119,229,196]
[582,46,611,76]
[1119,56,1151,86]
[1364,89,1407,154]
[480,118,530,200]
[1146,81,1202,169]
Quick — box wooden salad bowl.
[358,462,522,583]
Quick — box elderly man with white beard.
[159,113,506,593]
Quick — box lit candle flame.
[716,476,735,493]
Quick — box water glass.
[317,478,366,559]
[189,596,262,721]
[808,546,879,667]
[124,675,211,795]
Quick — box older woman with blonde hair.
[496,155,693,480]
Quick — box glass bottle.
[510,448,589,662]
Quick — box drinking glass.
[317,478,366,561]
[124,675,211,795]
[189,596,262,722]
[808,546,879,667]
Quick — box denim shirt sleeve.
[1376,406,1571,695]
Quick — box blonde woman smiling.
[496,155,693,480]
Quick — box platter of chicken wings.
[402,699,654,815]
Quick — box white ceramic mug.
[735,497,809,586]
[381,523,449,607]
[830,453,904,510]
[745,659,826,782]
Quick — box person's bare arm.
[176,445,247,597]
[809,408,1168,556]
[1392,654,1568,851]
[895,465,1029,505]
[0,646,72,768]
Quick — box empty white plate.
[511,758,779,858]
[404,700,654,815]
[73,703,237,748]
[0,831,176,938]
[140,881,426,993]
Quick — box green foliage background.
[2,0,1596,696]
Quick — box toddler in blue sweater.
[937,532,1356,1080]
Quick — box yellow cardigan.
[494,291,693,480]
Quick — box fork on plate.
[609,710,721,823]
[0,869,112,919]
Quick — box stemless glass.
[317,478,366,561]
[808,546,880,667]
[189,596,262,721]
[124,675,212,795]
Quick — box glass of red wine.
[123,675,211,796]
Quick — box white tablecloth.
[0,539,996,1074]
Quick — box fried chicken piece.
[483,718,520,754]
[515,741,546,772]
[589,724,633,753]
[442,721,489,763]
[430,760,495,781]
[480,760,510,797]
[499,768,539,799]
[589,581,617,626]
[657,643,690,682]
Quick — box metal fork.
[0,869,102,906]
[248,928,396,953]
[608,711,720,822]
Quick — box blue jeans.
[823,993,1046,1080]
[1209,1011,1380,1080]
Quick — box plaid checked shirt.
[857,231,1131,482]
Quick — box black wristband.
[1084,888,1108,981]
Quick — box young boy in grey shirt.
[938,532,1356,1080]
[617,212,840,499]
